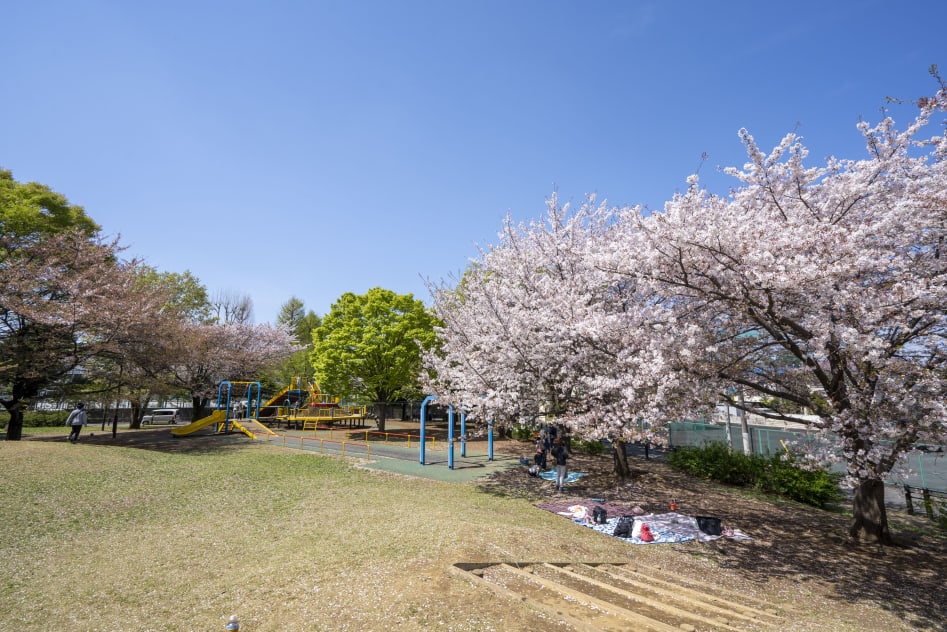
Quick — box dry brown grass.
[1,429,945,631]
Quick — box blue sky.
[2,1,944,324]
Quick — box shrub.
[0,410,70,428]
[572,439,606,456]
[757,454,843,507]
[668,442,843,508]
[509,424,534,441]
[668,441,758,486]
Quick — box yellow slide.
[230,417,277,440]
[170,409,227,436]
[262,386,290,408]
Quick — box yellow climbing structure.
[170,409,276,440]
[229,417,277,439]
[170,410,227,436]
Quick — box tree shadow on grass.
[25,427,250,455]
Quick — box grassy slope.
[0,439,932,631]
[2,441,623,631]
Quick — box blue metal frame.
[419,395,495,465]
[217,381,233,433]
[488,417,494,461]
[419,395,436,464]
[448,405,455,469]
[243,382,262,419]
[216,380,263,433]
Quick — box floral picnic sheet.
[537,502,752,544]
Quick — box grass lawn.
[1,430,944,631]
[1,436,623,631]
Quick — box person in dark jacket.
[551,437,570,492]
[534,436,548,469]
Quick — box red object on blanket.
[639,523,654,542]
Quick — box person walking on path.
[551,437,570,492]
[66,402,88,443]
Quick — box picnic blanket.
[536,501,751,544]
[538,470,587,483]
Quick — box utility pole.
[739,389,752,455]
[724,399,733,450]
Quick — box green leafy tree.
[1,170,100,439]
[311,288,438,431]
[0,168,98,240]
[271,296,321,389]
[277,296,321,346]
[137,268,213,324]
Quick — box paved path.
[255,426,522,483]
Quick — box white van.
[142,409,179,425]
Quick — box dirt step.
[451,562,784,631]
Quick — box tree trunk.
[192,395,209,422]
[850,479,893,545]
[376,401,387,432]
[613,439,631,478]
[129,401,143,429]
[2,401,25,440]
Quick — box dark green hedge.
[667,441,843,508]
[0,410,72,428]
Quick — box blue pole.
[448,405,455,470]
[245,382,262,420]
[253,382,261,419]
[217,381,232,433]
[460,411,467,457]
[419,395,436,465]
[488,417,494,461]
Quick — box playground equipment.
[171,378,366,438]
[262,377,367,429]
[258,376,313,417]
[419,395,494,468]
[171,381,277,439]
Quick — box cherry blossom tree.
[428,84,945,544]
[1,230,173,439]
[598,86,947,543]
[165,320,298,421]
[424,196,705,476]
[85,267,212,430]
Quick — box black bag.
[613,516,635,538]
[592,506,607,524]
[527,465,540,477]
[696,516,722,536]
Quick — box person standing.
[66,402,87,443]
[551,437,570,492]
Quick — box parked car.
[142,408,179,425]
